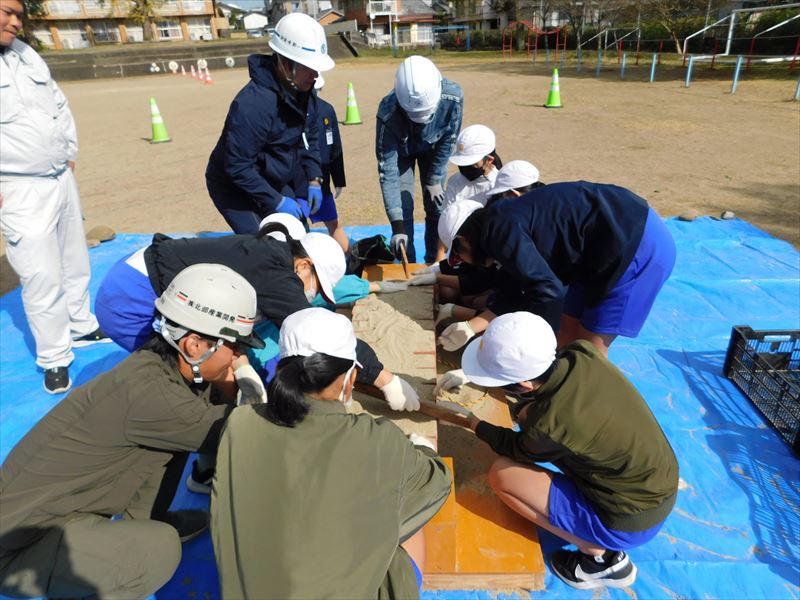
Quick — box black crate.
[723,327,800,454]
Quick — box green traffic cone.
[343,82,362,125]
[149,97,171,143]
[544,68,563,109]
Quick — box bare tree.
[643,0,708,53]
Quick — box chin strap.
[157,316,223,384]
[278,56,299,91]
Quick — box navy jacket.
[206,54,322,213]
[482,181,649,329]
[293,97,345,199]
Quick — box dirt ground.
[1,55,798,292]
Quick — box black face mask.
[458,163,485,182]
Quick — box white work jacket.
[442,166,498,209]
[0,39,77,177]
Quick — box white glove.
[425,183,445,207]
[335,186,343,199]
[435,303,455,325]
[408,432,436,452]
[233,363,268,406]
[438,321,476,351]
[409,270,437,286]
[377,280,409,293]
[380,375,420,411]
[434,369,469,396]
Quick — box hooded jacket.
[206,54,322,213]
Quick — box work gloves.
[276,196,303,220]
[308,184,323,215]
[335,187,343,199]
[435,303,456,325]
[434,369,469,396]
[381,374,420,411]
[376,280,409,293]
[438,321,476,351]
[390,234,408,259]
[409,264,439,286]
[425,183,445,208]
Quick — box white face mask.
[304,285,318,303]
[298,264,318,302]
[338,362,356,409]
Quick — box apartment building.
[31,0,225,49]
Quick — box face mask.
[338,362,357,409]
[458,163,485,182]
[305,288,317,303]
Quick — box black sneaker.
[72,327,112,348]
[550,549,637,590]
[185,460,214,495]
[155,510,209,543]
[43,367,72,395]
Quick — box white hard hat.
[155,263,264,349]
[450,125,496,166]
[269,12,335,73]
[438,200,482,250]
[259,213,307,241]
[299,232,346,303]
[488,160,540,196]
[461,312,557,387]
[395,55,442,124]
[279,307,360,364]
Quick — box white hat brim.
[461,337,519,388]
[450,152,486,166]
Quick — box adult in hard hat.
[436,312,678,590]
[212,308,451,599]
[0,264,267,599]
[206,12,334,235]
[433,182,677,356]
[0,0,110,396]
[376,55,463,264]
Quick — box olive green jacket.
[0,350,229,552]
[211,398,452,599]
[476,340,679,532]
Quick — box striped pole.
[650,53,657,82]
[684,56,695,88]
[731,55,744,95]
[620,52,627,80]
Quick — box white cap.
[437,200,482,250]
[450,125,496,166]
[259,213,307,241]
[269,12,335,73]
[279,307,359,363]
[395,56,442,124]
[461,312,557,387]
[314,75,325,90]
[487,161,540,196]
[299,232,345,303]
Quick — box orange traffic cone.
[180,64,186,76]
[197,67,206,83]
[190,65,198,79]
[204,67,214,85]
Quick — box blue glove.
[308,185,323,215]
[275,196,303,220]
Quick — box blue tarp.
[1,219,798,599]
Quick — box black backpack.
[346,234,395,275]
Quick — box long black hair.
[260,353,354,427]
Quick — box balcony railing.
[367,1,398,17]
[41,0,213,19]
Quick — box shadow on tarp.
[2,218,800,600]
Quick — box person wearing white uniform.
[0,0,108,396]
[442,124,501,210]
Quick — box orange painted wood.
[362,263,426,281]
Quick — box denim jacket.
[375,78,463,222]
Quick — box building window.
[182,0,207,13]
[56,22,90,48]
[186,16,211,40]
[91,20,120,43]
[33,27,55,47]
[47,0,82,15]
[156,19,183,40]
[125,21,144,42]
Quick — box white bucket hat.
[299,232,345,303]
[461,312,557,387]
[450,124,496,166]
[279,307,360,364]
[437,200,482,251]
[259,213,307,241]
[487,160,540,196]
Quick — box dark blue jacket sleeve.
[221,90,284,212]
[300,96,323,182]
[329,108,346,188]
[484,214,565,330]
